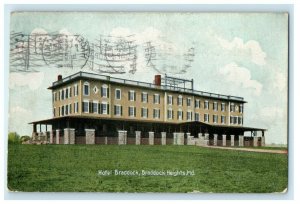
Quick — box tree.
[8,132,21,144]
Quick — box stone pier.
[135,131,141,145]
[49,130,54,144]
[56,129,60,144]
[213,134,218,146]
[261,136,265,146]
[222,134,227,146]
[187,133,195,145]
[85,129,95,144]
[239,135,244,147]
[161,132,166,145]
[253,137,258,147]
[149,132,154,145]
[118,130,127,145]
[230,135,235,146]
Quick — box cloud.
[216,36,267,66]
[218,62,263,96]
[259,106,285,123]
[10,72,45,90]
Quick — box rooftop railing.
[52,71,244,101]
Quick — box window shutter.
[82,102,84,112]
[99,103,101,114]
[141,108,143,117]
[134,107,136,117]
[89,102,93,113]
[128,91,130,100]
[121,106,123,116]
[177,111,179,119]
[172,110,174,119]
[141,94,143,102]
[191,113,193,121]
[158,95,160,104]
[134,92,136,101]
[114,105,116,115]
[128,107,130,116]
[153,110,155,118]
[147,109,148,117]
[158,109,160,118]
[107,104,109,114]
[182,112,184,120]
[101,87,103,97]
[146,94,148,103]
[70,104,72,114]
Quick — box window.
[221,103,226,112]
[204,101,209,110]
[69,104,72,114]
[234,116,238,124]
[129,90,136,101]
[187,111,192,121]
[129,106,136,117]
[115,89,121,100]
[221,115,226,124]
[53,108,56,117]
[114,105,122,116]
[195,113,200,121]
[62,106,65,116]
[68,87,71,98]
[168,95,173,105]
[230,116,233,124]
[101,85,108,98]
[177,95,183,106]
[83,101,89,113]
[141,107,148,118]
[195,99,200,108]
[101,102,109,114]
[213,102,218,111]
[65,88,68,99]
[74,102,78,113]
[213,115,218,123]
[53,92,56,102]
[58,107,60,116]
[142,92,148,103]
[167,109,173,119]
[153,109,160,119]
[204,114,209,122]
[154,94,160,104]
[93,86,98,94]
[65,104,68,115]
[83,82,90,96]
[230,103,235,112]
[238,117,243,125]
[177,110,183,120]
[61,89,65,100]
[93,102,98,113]
[58,90,61,101]
[239,104,243,113]
[74,84,78,96]
[187,98,191,107]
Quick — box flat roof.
[48,71,246,103]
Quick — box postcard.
[7,12,288,193]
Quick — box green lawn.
[7,144,288,193]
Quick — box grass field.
[7,144,288,193]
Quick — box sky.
[8,12,288,145]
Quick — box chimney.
[154,75,161,86]
[57,75,62,81]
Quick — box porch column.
[149,131,154,145]
[253,137,258,147]
[85,129,95,144]
[187,133,195,145]
[161,132,166,145]
[239,135,244,147]
[204,133,210,146]
[69,129,75,144]
[118,130,127,145]
[230,135,235,146]
[64,128,70,144]
[173,132,177,145]
[178,132,185,145]
[49,130,54,144]
[222,134,227,146]
[261,136,265,146]
[56,129,60,144]
[213,134,218,146]
[135,131,141,145]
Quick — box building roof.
[48,71,246,103]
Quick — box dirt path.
[204,146,288,154]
